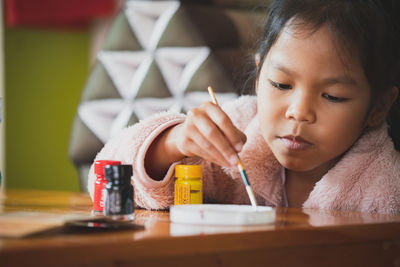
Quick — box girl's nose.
[285,92,316,123]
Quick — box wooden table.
[0,189,399,267]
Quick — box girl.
[88,0,400,214]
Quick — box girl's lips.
[279,135,313,150]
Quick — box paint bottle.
[104,164,134,221]
[93,160,121,215]
[174,165,203,205]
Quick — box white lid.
[170,204,275,225]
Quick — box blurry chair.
[69,0,267,191]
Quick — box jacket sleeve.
[87,95,258,210]
[87,111,186,210]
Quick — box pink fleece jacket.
[88,95,400,214]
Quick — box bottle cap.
[94,160,121,176]
[175,165,202,178]
[105,164,133,182]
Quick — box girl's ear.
[366,86,399,127]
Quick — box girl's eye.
[269,80,292,90]
[322,93,348,103]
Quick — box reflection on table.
[0,189,399,267]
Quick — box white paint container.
[170,204,275,225]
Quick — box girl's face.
[257,24,371,173]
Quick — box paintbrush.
[207,86,258,208]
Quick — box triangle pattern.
[102,12,142,51]
[78,99,127,143]
[69,116,104,162]
[155,47,210,96]
[185,52,235,94]
[82,63,121,101]
[183,91,238,113]
[134,61,172,99]
[157,7,206,48]
[125,1,180,50]
[110,103,135,138]
[133,97,176,120]
[98,50,152,100]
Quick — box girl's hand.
[172,102,247,167]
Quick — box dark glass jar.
[103,164,134,221]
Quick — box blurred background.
[0,0,266,192]
[2,0,124,191]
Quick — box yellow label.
[174,183,190,205]
[190,190,202,204]
[174,180,202,205]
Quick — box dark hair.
[252,0,400,150]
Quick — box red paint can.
[93,160,121,213]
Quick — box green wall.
[4,27,89,192]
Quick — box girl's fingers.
[189,130,232,167]
[189,105,239,165]
[178,113,232,167]
[181,102,247,167]
[178,135,230,167]
[209,110,247,152]
[205,103,247,152]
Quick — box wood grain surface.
[0,189,399,267]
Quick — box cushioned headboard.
[69,0,267,191]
